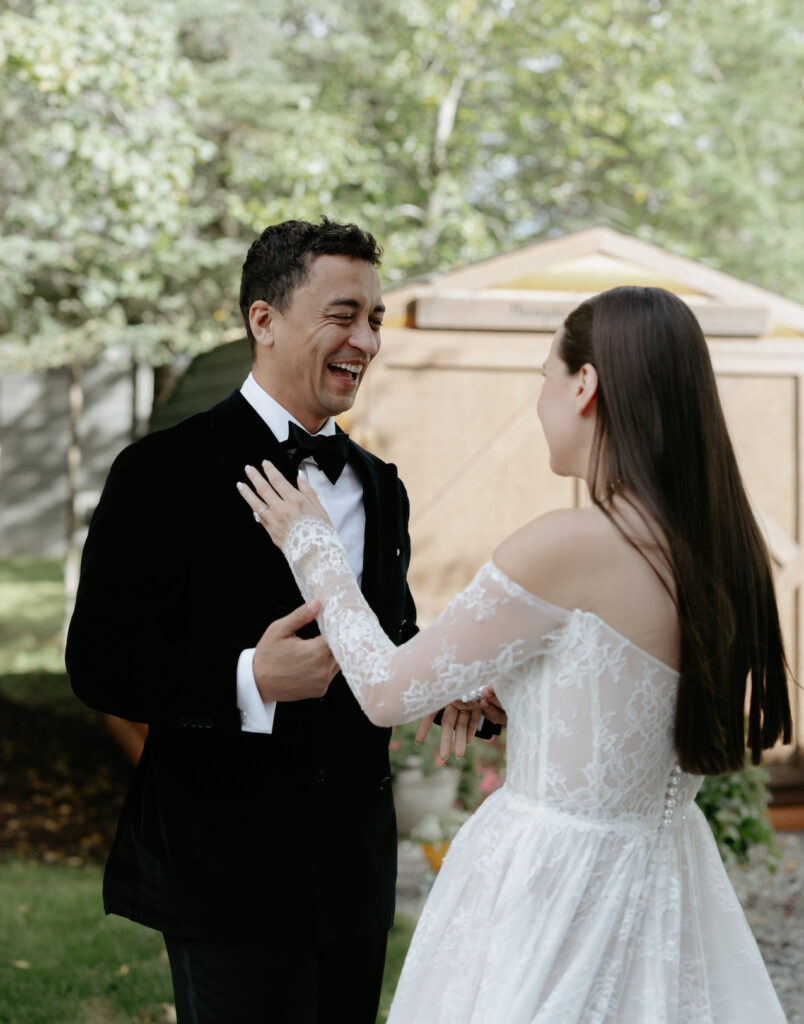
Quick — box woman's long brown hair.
[562,286,791,775]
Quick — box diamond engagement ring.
[253,505,269,523]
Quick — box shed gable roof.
[384,227,804,337]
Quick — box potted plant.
[389,721,462,836]
[410,808,471,872]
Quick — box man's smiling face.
[252,254,384,434]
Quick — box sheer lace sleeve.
[284,516,570,726]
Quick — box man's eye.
[371,320,383,329]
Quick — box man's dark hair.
[239,217,383,354]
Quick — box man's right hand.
[253,600,339,702]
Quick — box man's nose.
[350,318,380,355]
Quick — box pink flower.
[479,772,502,795]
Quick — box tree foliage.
[180,0,804,292]
[0,0,233,371]
[1,0,802,375]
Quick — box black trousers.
[163,931,389,1024]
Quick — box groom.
[66,218,417,1023]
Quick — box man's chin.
[322,393,358,418]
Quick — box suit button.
[315,769,326,784]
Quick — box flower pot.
[393,763,461,837]
[420,839,451,873]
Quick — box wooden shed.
[346,227,804,799]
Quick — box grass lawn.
[0,858,413,1023]
[0,860,173,1024]
[0,558,414,1021]
[0,557,65,679]
[379,914,416,1020]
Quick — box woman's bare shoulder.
[493,507,609,609]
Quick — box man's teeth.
[330,362,361,375]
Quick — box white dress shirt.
[236,373,366,732]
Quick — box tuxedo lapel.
[207,391,397,618]
[208,390,299,489]
[347,444,389,611]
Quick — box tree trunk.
[418,69,468,270]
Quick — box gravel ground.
[396,832,804,1021]
[727,832,804,1023]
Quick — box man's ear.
[249,300,275,351]
[575,363,598,415]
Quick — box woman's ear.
[575,362,598,415]
[249,300,275,351]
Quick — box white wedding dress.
[284,517,787,1024]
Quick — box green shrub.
[388,721,444,780]
[695,764,778,869]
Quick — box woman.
[238,286,791,1023]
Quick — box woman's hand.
[237,461,331,549]
[415,700,484,763]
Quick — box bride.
[238,285,791,1023]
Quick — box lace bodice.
[285,516,702,828]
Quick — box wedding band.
[253,505,269,522]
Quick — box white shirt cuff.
[237,648,277,733]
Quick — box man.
[66,218,416,1023]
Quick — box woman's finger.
[453,711,469,759]
[236,479,263,517]
[244,464,280,507]
[297,474,328,515]
[438,704,458,763]
[415,712,437,745]
[260,460,300,502]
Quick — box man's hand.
[479,684,507,727]
[253,600,339,702]
[416,700,484,763]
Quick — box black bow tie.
[282,422,350,484]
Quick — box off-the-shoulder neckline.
[488,559,680,677]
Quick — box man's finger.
[480,698,507,726]
[272,600,321,637]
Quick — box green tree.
[0,0,234,609]
[180,0,803,293]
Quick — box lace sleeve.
[284,516,570,726]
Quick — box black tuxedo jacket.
[66,390,416,943]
